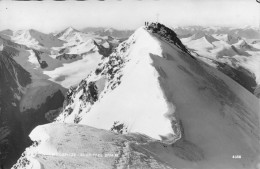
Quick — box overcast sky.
[0,0,259,33]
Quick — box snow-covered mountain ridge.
[13,23,260,169]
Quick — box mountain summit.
[12,23,260,169]
[55,27,80,40]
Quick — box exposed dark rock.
[32,49,48,69]
[216,62,257,94]
[93,40,113,58]
[56,53,79,60]
[21,90,64,135]
[110,121,127,134]
[145,22,194,59]
[0,52,31,168]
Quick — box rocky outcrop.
[146,22,190,54]
[93,40,113,58]
[32,49,48,69]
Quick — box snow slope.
[12,123,176,169]
[41,23,260,168]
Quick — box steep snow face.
[54,23,260,168]
[79,27,174,139]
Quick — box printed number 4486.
[232,155,241,159]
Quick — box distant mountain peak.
[190,31,210,40]
[55,27,80,39]
[82,27,134,39]
[65,26,79,33]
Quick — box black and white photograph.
[0,0,260,169]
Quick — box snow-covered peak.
[11,29,64,49]
[11,23,260,169]
[62,27,79,34]
[52,23,260,169]
[66,26,78,32]
[188,31,218,43]
[55,27,80,40]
